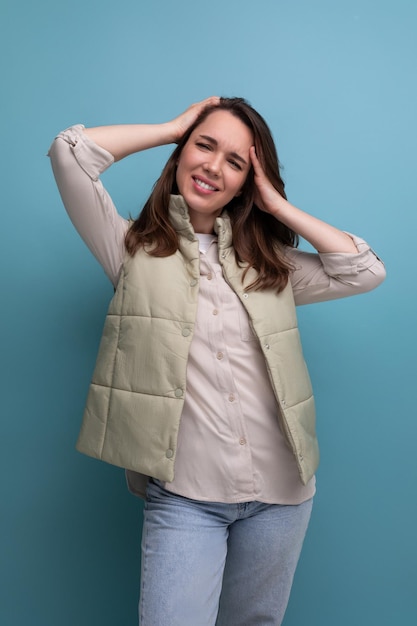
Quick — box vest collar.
[168,194,233,251]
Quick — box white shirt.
[48,125,385,503]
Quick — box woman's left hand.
[250,146,284,217]
[250,147,359,253]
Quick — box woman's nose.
[204,155,221,176]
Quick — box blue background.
[2,0,416,624]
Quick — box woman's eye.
[196,142,211,150]
[229,159,242,170]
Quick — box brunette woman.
[49,96,385,625]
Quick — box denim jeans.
[139,479,312,626]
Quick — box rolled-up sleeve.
[287,234,386,306]
[48,125,128,287]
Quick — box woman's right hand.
[83,97,220,162]
[168,96,220,143]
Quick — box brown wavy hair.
[125,97,298,292]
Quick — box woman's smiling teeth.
[193,176,218,192]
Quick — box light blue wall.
[2,0,416,624]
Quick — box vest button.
[166,449,174,459]
[187,233,195,241]
[182,328,191,337]
[243,293,248,299]
[174,388,183,398]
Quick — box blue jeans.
[139,479,313,626]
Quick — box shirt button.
[212,309,218,316]
[216,351,224,360]
[207,273,213,280]
[182,328,191,337]
[175,388,183,398]
[228,394,235,402]
[190,278,198,287]
[166,449,174,459]
[239,437,247,446]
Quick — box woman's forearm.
[83,96,220,162]
[83,123,177,162]
[272,197,358,253]
[250,146,358,253]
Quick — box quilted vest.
[76,196,319,485]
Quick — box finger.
[173,97,221,142]
[250,145,259,165]
[249,146,264,176]
[184,96,220,125]
[199,95,220,107]
[192,96,220,116]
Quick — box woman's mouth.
[192,176,219,193]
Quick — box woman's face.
[176,109,253,233]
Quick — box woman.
[49,96,385,625]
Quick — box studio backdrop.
[2,1,416,624]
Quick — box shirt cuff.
[51,124,114,181]
[318,232,383,276]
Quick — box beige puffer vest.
[76,196,319,485]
